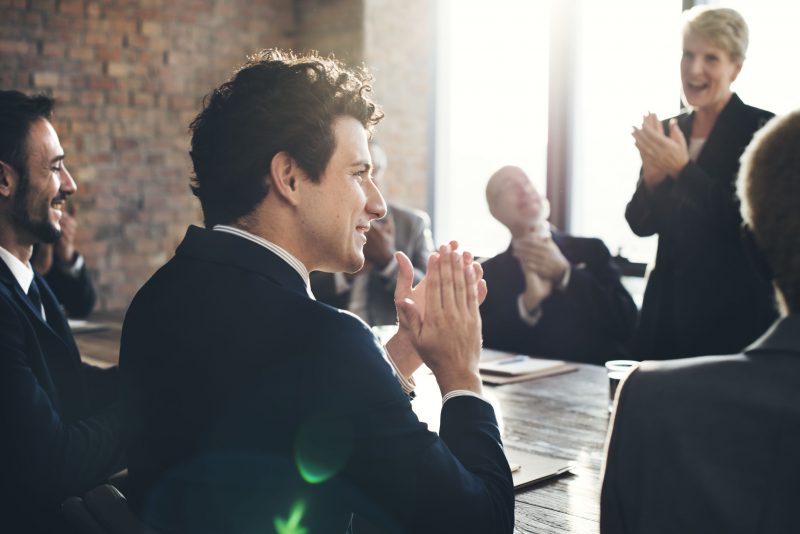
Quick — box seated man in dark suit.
[31,204,97,318]
[600,110,800,534]
[480,165,637,364]
[311,140,434,325]
[120,49,513,534]
[0,91,127,533]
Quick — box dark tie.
[28,278,45,319]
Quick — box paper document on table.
[68,318,107,334]
[479,349,576,384]
[505,448,575,491]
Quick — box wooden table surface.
[73,315,610,533]
[410,363,609,534]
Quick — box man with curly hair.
[601,111,800,533]
[121,50,513,534]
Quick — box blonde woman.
[626,5,776,359]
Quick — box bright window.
[434,0,550,258]
[715,0,800,115]
[569,0,683,263]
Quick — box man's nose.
[60,165,77,195]
[365,178,387,221]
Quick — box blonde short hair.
[737,111,800,314]
[683,5,748,63]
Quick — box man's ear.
[269,151,303,206]
[0,161,17,199]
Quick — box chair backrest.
[62,484,157,534]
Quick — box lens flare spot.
[295,414,354,484]
[273,500,308,534]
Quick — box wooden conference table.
[74,313,611,534]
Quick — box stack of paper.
[479,348,577,385]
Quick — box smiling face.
[681,31,742,114]
[299,116,387,273]
[9,118,76,245]
[486,166,549,236]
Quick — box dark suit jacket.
[626,93,777,359]
[44,252,97,319]
[0,261,126,533]
[480,232,637,364]
[601,315,800,534]
[311,204,433,326]
[121,226,513,534]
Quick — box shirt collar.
[212,225,313,298]
[0,244,34,293]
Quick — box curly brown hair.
[738,110,800,314]
[189,49,384,227]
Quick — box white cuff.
[517,294,543,326]
[383,344,416,396]
[442,389,490,406]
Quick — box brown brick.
[0,40,30,54]
[68,46,94,61]
[94,46,122,62]
[110,18,137,35]
[59,0,84,16]
[140,21,160,37]
[87,75,115,90]
[106,61,128,77]
[86,2,102,17]
[79,91,104,106]
[32,71,59,87]
[30,0,57,9]
[42,42,66,57]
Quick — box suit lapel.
[0,260,73,410]
[36,272,81,352]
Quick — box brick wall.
[294,0,364,64]
[1,0,294,311]
[363,0,434,213]
[1,0,433,311]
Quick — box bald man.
[479,166,637,364]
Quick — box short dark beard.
[9,166,61,244]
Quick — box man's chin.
[346,259,365,274]
[32,222,61,244]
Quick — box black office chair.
[62,484,157,534]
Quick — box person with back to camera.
[626,5,777,359]
[120,49,514,534]
[602,109,800,534]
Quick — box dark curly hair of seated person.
[189,48,384,228]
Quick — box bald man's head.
[486,165,548,236]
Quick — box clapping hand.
[386,242,486,387]
[395,244,485,395]
[632,112,689,189]
[512,233,568,284]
